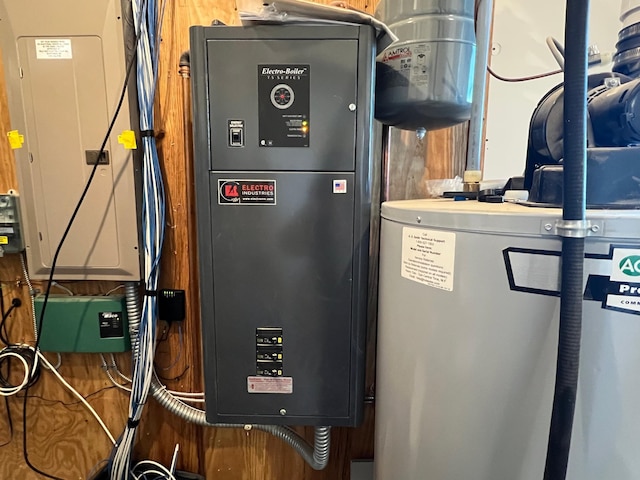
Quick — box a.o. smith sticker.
[503,245,640,316]
[218,180,276,205]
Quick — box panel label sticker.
[0,236,8,245]
[35,39,72,59]
[258,64,310,148]
[401,227,455,291]
[218,180,276,205]
[98,311,124,338]
[247,376,293,394]
[0,227,13,235]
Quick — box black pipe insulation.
[543,1,589,479]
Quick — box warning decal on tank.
[218,180,276,205]
[247,376,293,394]
[380,43,432,93]
[401,227,455,291]
[503,245,640,316]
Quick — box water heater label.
[401,227,455,291]
[247,376,293,394]
[218,180,276,205]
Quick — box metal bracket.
[541,219,603,238]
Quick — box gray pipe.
[465,0,494,177]
[124,283,330,470]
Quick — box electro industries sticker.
[218,180,276,205]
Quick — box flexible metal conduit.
[124,283,330,470]
[543,0,589,479]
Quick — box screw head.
[416,216,422,224]
[544,223,553,231]
[279,408,287,416]
[348,103,356,112]
[591,224,600,233]
[244,425,252,431]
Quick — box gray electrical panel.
[191,25,376,426]
[0,0,141,280]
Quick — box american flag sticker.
[333,179,347,194]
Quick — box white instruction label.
[401,227,455,291]
[247,376,293,394]
[35,39,72,59]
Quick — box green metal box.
[35,295,130,353]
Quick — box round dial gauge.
[270,84,295,109]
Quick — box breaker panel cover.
[0,0,141,280]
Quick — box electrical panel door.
[0,0,141,280]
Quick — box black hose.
[543,1,589,479]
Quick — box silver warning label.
[247,376,293,394]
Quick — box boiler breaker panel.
[190,24,376,426]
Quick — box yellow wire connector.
[7,130,24,149]
[117,130,137,150]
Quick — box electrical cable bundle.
[0,344,40,397]
[109,0,166,477]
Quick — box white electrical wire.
[100,355,205,404]
[131,461,177,480]
[104,284,126,296]
[100,354,133,393]
[51,282,74,296]
[109,353,132,383]
[38,351,116,445]
[0,350,30,396]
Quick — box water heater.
[375,199,640,479]
[190,25,376,426]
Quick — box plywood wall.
[0,1,467,478]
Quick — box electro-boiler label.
[401,227,456,291]
[35,39,73,59]
[218,180,276,205]
[247,376,293,394]
[258,65,310,148]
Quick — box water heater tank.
[375,199,640,480]
[374,0,476,131]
